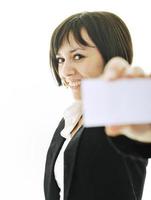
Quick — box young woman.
[44,11,151,200]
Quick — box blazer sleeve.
[107,134,151,159]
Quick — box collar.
[60,100,82,139]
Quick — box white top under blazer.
[54,100,82,200]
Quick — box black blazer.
[44,118,151,200]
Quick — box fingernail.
[125,67,144,76]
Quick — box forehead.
[58,29,95,53]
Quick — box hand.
[105,124,151,143]
[101,57,151,143]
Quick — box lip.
[66,79,81,83]
[69,84,80,90]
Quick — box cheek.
[77,67,90,78]
[86,65,103,77]
[94,61,104,76]
[96,64,104,75]
[58,67,62,78]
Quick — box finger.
[124,66,145,78]
[146,73,151,78]
[127,124,151,133]
[117,125,151,142]
[102,57,130,80]
[106,124,151,135]
[105,125,126,136]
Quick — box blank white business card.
[81,78,151,127]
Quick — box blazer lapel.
[44,119,65,200]
[64,126,84,200]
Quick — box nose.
[60,60,75,78]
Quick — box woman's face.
[56,29,105,100]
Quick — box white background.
[0,0,151,199]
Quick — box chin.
[71,87,81,100]
[73,92,81,100]
[73,94,81,100]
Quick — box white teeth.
[68,81,81,87]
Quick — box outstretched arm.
[102,57,151,144]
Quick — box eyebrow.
[56,45,96,56]
[70,47,85,53]
[70,45,96,52]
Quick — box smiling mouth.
[68,81,81,89]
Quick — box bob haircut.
[50,11,133,86]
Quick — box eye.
[56,57,65,64]
[73,54,85,60]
